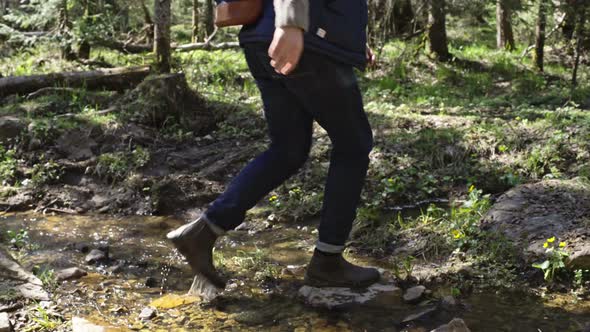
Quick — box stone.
[431,318,471,332]
[441,295,458,310]
[85,249,108,265]
[569,246,590,269]
[71,317,116,332]
[0,116,24,142]
[403,285,426,304]
[145,276,158,288]
[187,273,224,301]
[56,267,87,281]
[402,307,437,323]
[138,307,156,321]
[0,246,49,301]
[0,312,11,332]
[298,283,401,309]
[482,178,590,269]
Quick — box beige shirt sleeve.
[273,0,309,32]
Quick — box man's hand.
[366,44,376,67]
[268,26,304,75]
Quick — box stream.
[1,211,589,331]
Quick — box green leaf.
[532,260,550,270]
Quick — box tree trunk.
[154,0,172,73]
[534,0,548,72]
[59,0,76,60]
[78,0,92,60]
[205,0,215,36]
[497,0,516,51]
[428,0,450,61]
[393,0,415,35]
[572,5,586,87]
[0,66,151,98]
[141,0,154,44]
[192,0,199,42]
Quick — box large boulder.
[482,178,590,269]
[0,116,24,143]
[0,246,49,301]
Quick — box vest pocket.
[309,0,368,54]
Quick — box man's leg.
[168,44,314,295]
[205,76,314,232]
[281,50,379,287]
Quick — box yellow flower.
[468,185,475,193]
[547,237,556,243]
[543,242,549,248]
[452,230,462,239]
[559,242,567,248]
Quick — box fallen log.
[95,39,152,54]
[175,41,241,52]
[0,65,151,97]
[95,38,240,54]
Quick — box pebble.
[0,312,11,332]
[85,249,108,265]
[56,267,88,281]
[430,318,471,332]
[441,295,458,310]
[145,277,158,288]
[403,285,426,304]
[139,307,156,321]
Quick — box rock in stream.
[482,178,590,269]
[298,283,401,309]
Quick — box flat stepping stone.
[298,283,401,309]
[403,285,426,303]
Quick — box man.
[167,0,379,294]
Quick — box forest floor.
[1,25,590,331]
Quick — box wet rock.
[0,246,49,301]
[483,178,590,268]
[145,276,158,288]
[187,273,224,301]
[72,317,114,332]
[56,267,87,281]
[440,295,458,310]
[0,312,12,332]
[74,243,90,254]
[85,249,108,265]
[0,116,24,142]
[106,261,124,274]
[403,285,426,304]
[430,318,471,332]
[298,283,401,309]
[138,307,156,321]
[402,307,437,323]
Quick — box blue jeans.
[205,43,373,253]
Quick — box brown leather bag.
[215,0,264,28]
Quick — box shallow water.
[1,211,589,331]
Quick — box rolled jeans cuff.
[316,241,345,254]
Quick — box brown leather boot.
[167,217,226,298]
[304,250,381,288]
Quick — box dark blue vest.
[218,0,368,69]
